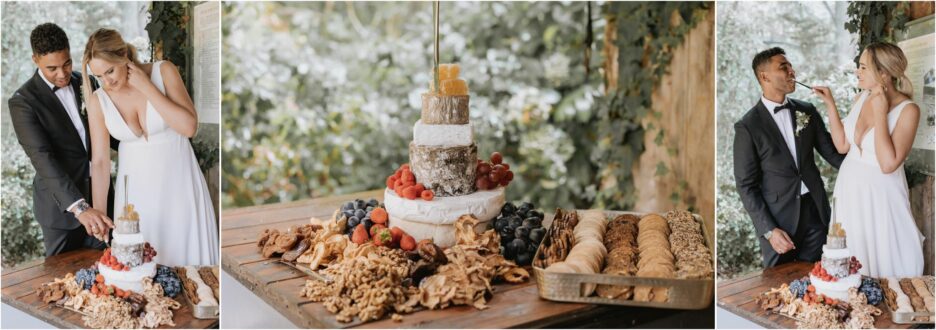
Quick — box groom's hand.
[768,228,796,254]
[77,209,114,239]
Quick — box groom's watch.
[763,230,773,240]
[72,200,91,218]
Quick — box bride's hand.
[126,62,153,92]
[868,86,889,118]
[812,86,835,107]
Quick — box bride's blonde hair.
[81,28,142,102]
[865,42,913,98]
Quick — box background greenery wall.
[221,2,710,217]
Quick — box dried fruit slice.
[440,78,468,96]
[439,63,460,80]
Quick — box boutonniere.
[78,85,87,117]
[795,110,810,137]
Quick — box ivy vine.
[593,2,710,210]
[146,1,192,93]
[845,1,910,64]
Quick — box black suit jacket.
[733,98,845,240]
[9,70,117,230]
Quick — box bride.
[82,28,218,266]
[813,42,924,278]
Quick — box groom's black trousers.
[764,192,827,267]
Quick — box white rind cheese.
[383,187,505,247]
[97,261,157,293]
[413,119,473,146]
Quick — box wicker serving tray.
[178,266,220,319]
[887,300,935,324]
[532,210,714,310]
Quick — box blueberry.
[526,242,539,254]
[515,226,530,239]
[366,205,374,213]
[348,216,360,227]
[530,210,544,220]
[499,226,514,241]
[522,217,541,228]
[355,209,366,219]
[363,219,374,231]
[530,227,546,243]
[355,199,366,210]
[504,242,518,260]
[509,238,527,257]
[508,216,523,230]
[343,210,354,219]
[501,203,516,215]
[368,199,379,207]
[343,202,354,211]
[494,218,508,232]
[516,251,532,265]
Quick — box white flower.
[795,111,810,137]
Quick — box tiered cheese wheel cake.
[98,204,157,293]
[809,222,862,300]
[384,64,505,247]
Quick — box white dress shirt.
[761,95,809,195]
[39,73,89,212]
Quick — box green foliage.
[221,2,710,211]
[146,1,192,93]
[1,138,45,267]
[845,2,909,64]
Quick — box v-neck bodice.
[96,61,170,144]
[843,91,913,166]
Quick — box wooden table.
[717,261,926,329]
[222,189,714,328]
[1,249,218,328]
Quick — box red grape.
[491,152,503,165]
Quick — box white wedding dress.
[96,61,219,267]
[833,90,924,278]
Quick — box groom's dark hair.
[752,47,786,82]
[30,23,69,56]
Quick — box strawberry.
[370,224,387,237]
[371,207,388,224]
[390,226,404,246]
[373,228,393,246]
[386,175,397,189]
[91,285,99,295]
[807,284,815,293]
[400,234,417,251]
[413,183,426,193]
[351,224,369,244]
[96,274,105,283]
[420,189,434,201]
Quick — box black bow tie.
[51,85,61,93]
[773,103,793,113]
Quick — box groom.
[9,23,117,257]
[733,47,845,267]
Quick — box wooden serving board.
[1,249,218,329]
[222,189,714,328]
[716,261,919,329]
